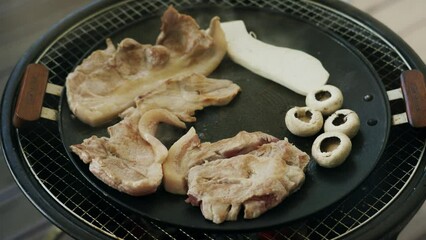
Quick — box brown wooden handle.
[400,70,426,128]
[13,64,49,128]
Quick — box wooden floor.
[348,1,426,240]
[349,0,426,63]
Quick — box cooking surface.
[62,7,389,230]
[0,0,425,239]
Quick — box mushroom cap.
[311,131,352,168]
[285,106,323,137]
[305,85,343,116]
[324,109,360,138]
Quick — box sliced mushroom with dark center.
[285,106,323,137]
[306,85,343,115]
[324,109,360,138]
[332,114,347,125]
[320,136,341,152]
[315,90,331,101]
[312,131,352,168]
[295,109,313,123]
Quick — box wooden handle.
[400,70,426,128]
[13,64,49,128]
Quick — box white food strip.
[221,21,329,96]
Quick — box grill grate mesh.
[14,0,425,239]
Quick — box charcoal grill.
[1,0,425,239]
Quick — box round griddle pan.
[3,1,426,238]
[59,7,390,231]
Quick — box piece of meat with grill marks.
[66,6,227,127]
[185,139,309,224]
[162,127,279,195]
[70,109,185,196]
[120,73,240,123]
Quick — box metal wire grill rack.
[14,0,425,239]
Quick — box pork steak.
[120,73,240,123]
[163,127,279,194]
[70,109,185,196]
[66,6,227,126]
[186,139,309,224]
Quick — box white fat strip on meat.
[162,127,280,195]
[66,6,228,127]
[70,109,185,196]
[186,139,310,224]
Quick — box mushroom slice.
[285,106,323,137]
[305,85,343,115]
[324,109,360,138]
[311,131,352,168]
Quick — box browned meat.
[248,138,310,169]
[186,139,310,224]
[162,127,279,194]
[120,73,240,123]
[157,6,214,56]
[70,109,185,196]
[66,6,227,127]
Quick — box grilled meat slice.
[70,109,185,196]
[120,73,240,123]
[248,138,310,169]
[163,127,279,194]
[186,140,309,224]
[66,6,227,127]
